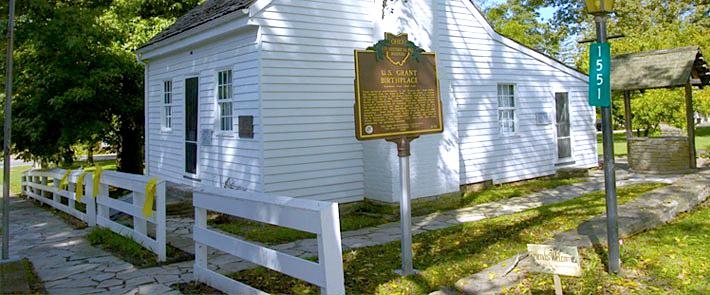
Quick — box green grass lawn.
[0,258,45,294]
[598,126,710,157]
[0,165,33,195]
[507,199,710,294]
[87,228,192,268]
[185,183,664,295]
[211,177,584,245]
[2,159,117,196]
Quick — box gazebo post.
[623,90,633,141]
[685,83,696,169]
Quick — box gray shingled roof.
[611,46,710,91]
[140,0,254,49]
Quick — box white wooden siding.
[146,27,263,191]
[253,0,375,202]
[439,0,597,185]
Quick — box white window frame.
[162,80,173,131]
[497,84,517,136]
[216,69,235,133]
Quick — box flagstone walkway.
[5,169,683,294]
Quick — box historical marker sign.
[527,244,582,277]
[354,33,444,140]
[588,42,611,107]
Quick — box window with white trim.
[497,84,516,135]
[162,80,173,130]
[217,70,234,132]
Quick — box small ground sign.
[354,33,443,140]
[527,244,582,277]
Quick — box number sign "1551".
[588,42,611,107]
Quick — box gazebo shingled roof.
[611,46,710,91]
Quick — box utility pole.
[2,0,16,260]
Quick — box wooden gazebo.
[612,46,710,169]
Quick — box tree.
[576,0,710,133]
[0,0,199,172]
[484,0,566,57]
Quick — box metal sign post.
[590,14,620,274]
[387,136,418,276]
[353,33,444,276]
[2,0,16,261]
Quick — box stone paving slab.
[445,169,710,295]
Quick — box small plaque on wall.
[200,129,213,146]
[239,116,254,138]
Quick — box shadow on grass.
[222,183,664,295]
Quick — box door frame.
[553,90,574,165]
[183,75,201,181]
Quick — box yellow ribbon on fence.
[92,165,103,198]
[142,178,159,218]
[75,171,89,203]
[58,169,72,191]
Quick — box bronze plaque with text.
[354,33,444,140]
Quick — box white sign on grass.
[527,244,582,277]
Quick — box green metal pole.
[595,14,620,274]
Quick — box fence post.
[20,174,26,195]
[68,179,76,213]
[317,202,345,295]
[194,205,208,276]
[96,182,110,226]
[132,191,148,244]
[155,181,166,262]
[85,174,96,227]
[49,175,59,206]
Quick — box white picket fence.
[22,169,97,226]
[22,168,166,262]
[96,171,167,261]
[193,187,345,295]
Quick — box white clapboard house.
[137,0,597,203]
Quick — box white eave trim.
[249,0,274,17]
[137,10,253,61]
[461,0,589,82]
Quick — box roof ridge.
[615,46,700,59]
[139,0,255,50]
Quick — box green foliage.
[0,0,200,172]
[485,0,565,57]
[576,0,710,131]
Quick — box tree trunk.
[87,143,94,165]
[117,115,144,174]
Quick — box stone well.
[627,136,690,174]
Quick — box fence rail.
[22,169,96,226]
[193,187,345,295]
[22,168,166,261]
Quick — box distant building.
[136,0,597,203]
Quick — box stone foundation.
[628,136,690,174]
